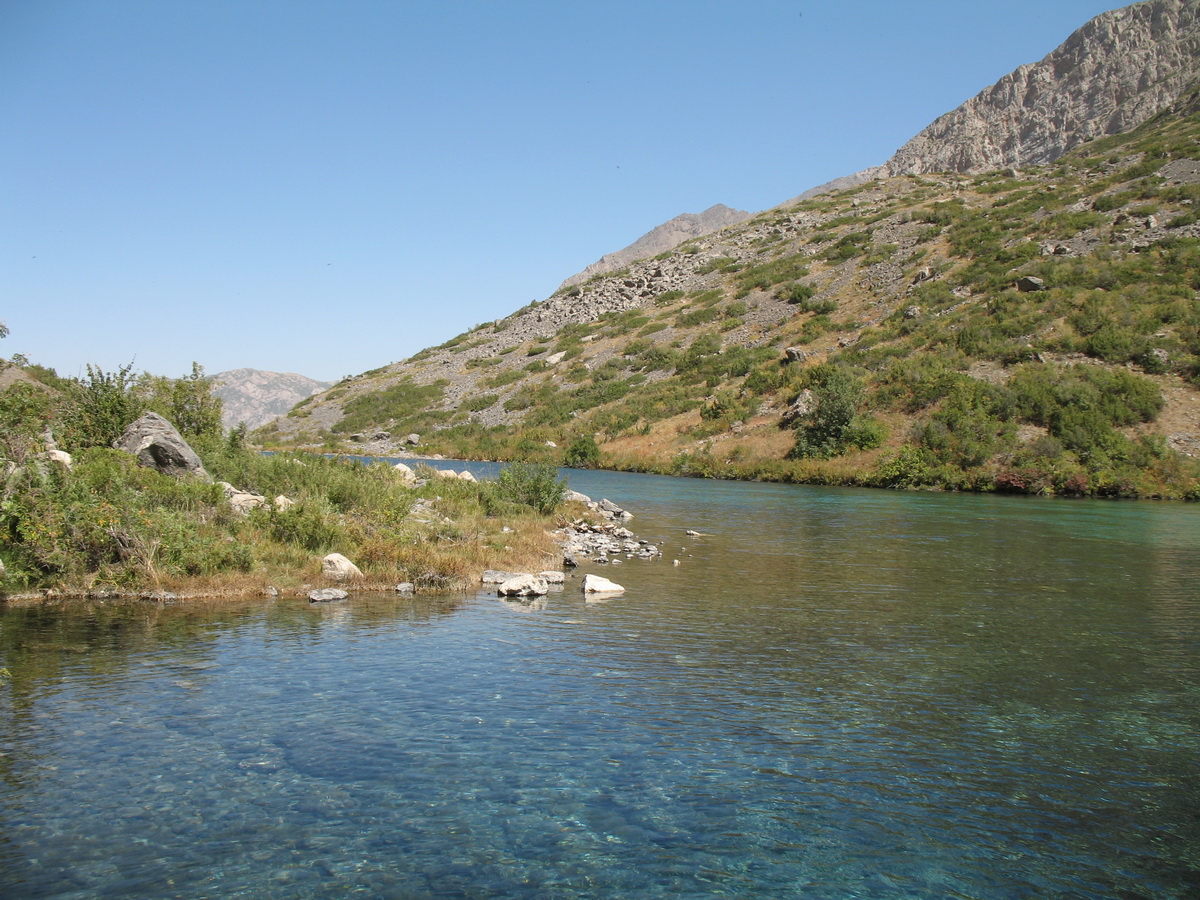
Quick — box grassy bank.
[0,361,572,599]
[2,447,570,599]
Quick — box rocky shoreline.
[1,482,658,607]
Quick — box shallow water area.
[2,470,1199,898]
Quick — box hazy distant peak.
[211,368,332,431]
[560,203,752,289]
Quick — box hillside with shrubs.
[260,100,1200,499]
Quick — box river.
[1,467,1198,898]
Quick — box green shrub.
[779,282,815,304]
[462,393,499,412]
[733,255,811,296]
[786,364,864,459]
[496,461,567,514]
[564,434,602,469]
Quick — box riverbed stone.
[481,570,521,584]
[309,588,349,603]
[497,574,549,597]
[582,574,625,594]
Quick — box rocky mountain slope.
[258,0,1200,498]
[559,204,751,289]
[883,0,1200,176]
[212,368,331,431]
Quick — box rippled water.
[2,471,1199,898]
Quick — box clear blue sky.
[3,0,1123,383]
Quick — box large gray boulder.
[114,413,210,481]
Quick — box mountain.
[785,0,1200,203]
[256,0,1200,498]
[211,368,332,431]
[883,0,1200,176]
[559,204,752,289]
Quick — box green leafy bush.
[496,461,566,514]
[563,434,602,468]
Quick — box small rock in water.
[481,570,521,584]
[395,582,414,594]
[497,574,549,597]
[309,588,349,603]
[582,574,624,595]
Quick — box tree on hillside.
[137,362,223,441]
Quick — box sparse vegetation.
[251,103,1200,499]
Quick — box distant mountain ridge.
[212,368,331,430]
[559,204,752,288]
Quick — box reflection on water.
[2,474,1198,898]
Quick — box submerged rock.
[309,588,349,603]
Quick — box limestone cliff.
[883,0,1200,176]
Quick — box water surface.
[2,473,1198,898]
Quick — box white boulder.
[582,574,625,594]
[322,553,363,581]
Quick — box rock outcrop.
[883,0,1200,176]
[113,413,210,481]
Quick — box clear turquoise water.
[2,471,1198,898]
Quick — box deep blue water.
[2,469,1198,898]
